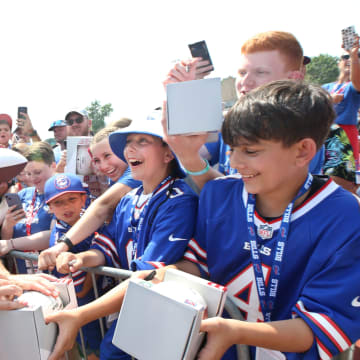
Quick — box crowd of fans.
[0,30,359,360]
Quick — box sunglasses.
[66,116,84,126]
[341,53,360,60]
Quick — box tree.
[86,100,113,134]
[305,54,339,85]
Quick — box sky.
[0,0,359,140]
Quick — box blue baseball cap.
[109,109,185,179]
[45,173,87,204]
[48,120,67,131]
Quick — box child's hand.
[4,206,26,227]
[198,317,234,360]
[56,252,82,274]
[38,242,68,272]
[0,279,25,310]
[46,309,81,360]
[8,273,59,298]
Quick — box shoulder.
[202,173,243,194]
[18,187,34,199]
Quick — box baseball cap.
[303,56,311,65]
[45,173,87,204]
[65,108,89,121]
[48,120,67,131]
[0,148,27,182]
[0,114,13,129]
[109,110,186,179]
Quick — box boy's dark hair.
[24,141,55,165]
[222,80,335,150]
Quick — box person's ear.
[288,70,304,81]
[294,138,317,167]
[163,148,175,164]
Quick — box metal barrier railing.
[5,250,356,360]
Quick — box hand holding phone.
[188,40,214,74]
[5,193,23,211]
[17,106,28,120]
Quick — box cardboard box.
[166,78,223,141]
[66,136,93,179]
[0,278,78,360]
[112,269,227,360]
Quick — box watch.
[56,235,74,251]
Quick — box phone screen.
[18,107,28,120]
[341,26,356,51]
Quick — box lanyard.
[129,176,173,260]
[246,173,313,322]
[25,190,44,236]
[330,82,349,96]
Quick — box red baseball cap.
[0,114,12,129]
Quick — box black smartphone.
[188,40,214,72]
[18,106,28,120]
[5,193,23,211]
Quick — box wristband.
[56,235,74,251]
[184,159,210,176]
[29,130,38,137]
[10,239,15,250]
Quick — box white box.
[166,78,223,140]
[66,136,93,180]
[112,269,227,360]
[0,278,78,360]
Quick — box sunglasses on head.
[341,53,360,60]
[66,116,84,126]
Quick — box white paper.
[166,78,223,136]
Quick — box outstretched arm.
[38,182,131,271]
[198,317,314,360]
[349,35,360,91]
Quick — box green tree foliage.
[305,54,339,85]
[86,100,113,134]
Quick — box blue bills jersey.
[92,177,198,360]
[185,175,360,360]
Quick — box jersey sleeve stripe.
[183,251,209,275]
[317,338,333,360]
[92,240,121,268]
[95,233,118,254]
[296,301,351,352]
[187,239,207,260]
[145,261,166,268]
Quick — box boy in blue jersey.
[176,80,360,360]
[51,116,198,360]
[43,173,103,359]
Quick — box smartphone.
[341,26,356,51]
[18,106,27,120]
[188,40,214,72]
[5,193,23,211]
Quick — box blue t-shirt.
[206,133,324,176]
[323,82,360,126]
[13,187,53,273]
[184,175,360,359]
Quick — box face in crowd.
[66,112,91,136]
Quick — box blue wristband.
[184,159,210,176]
